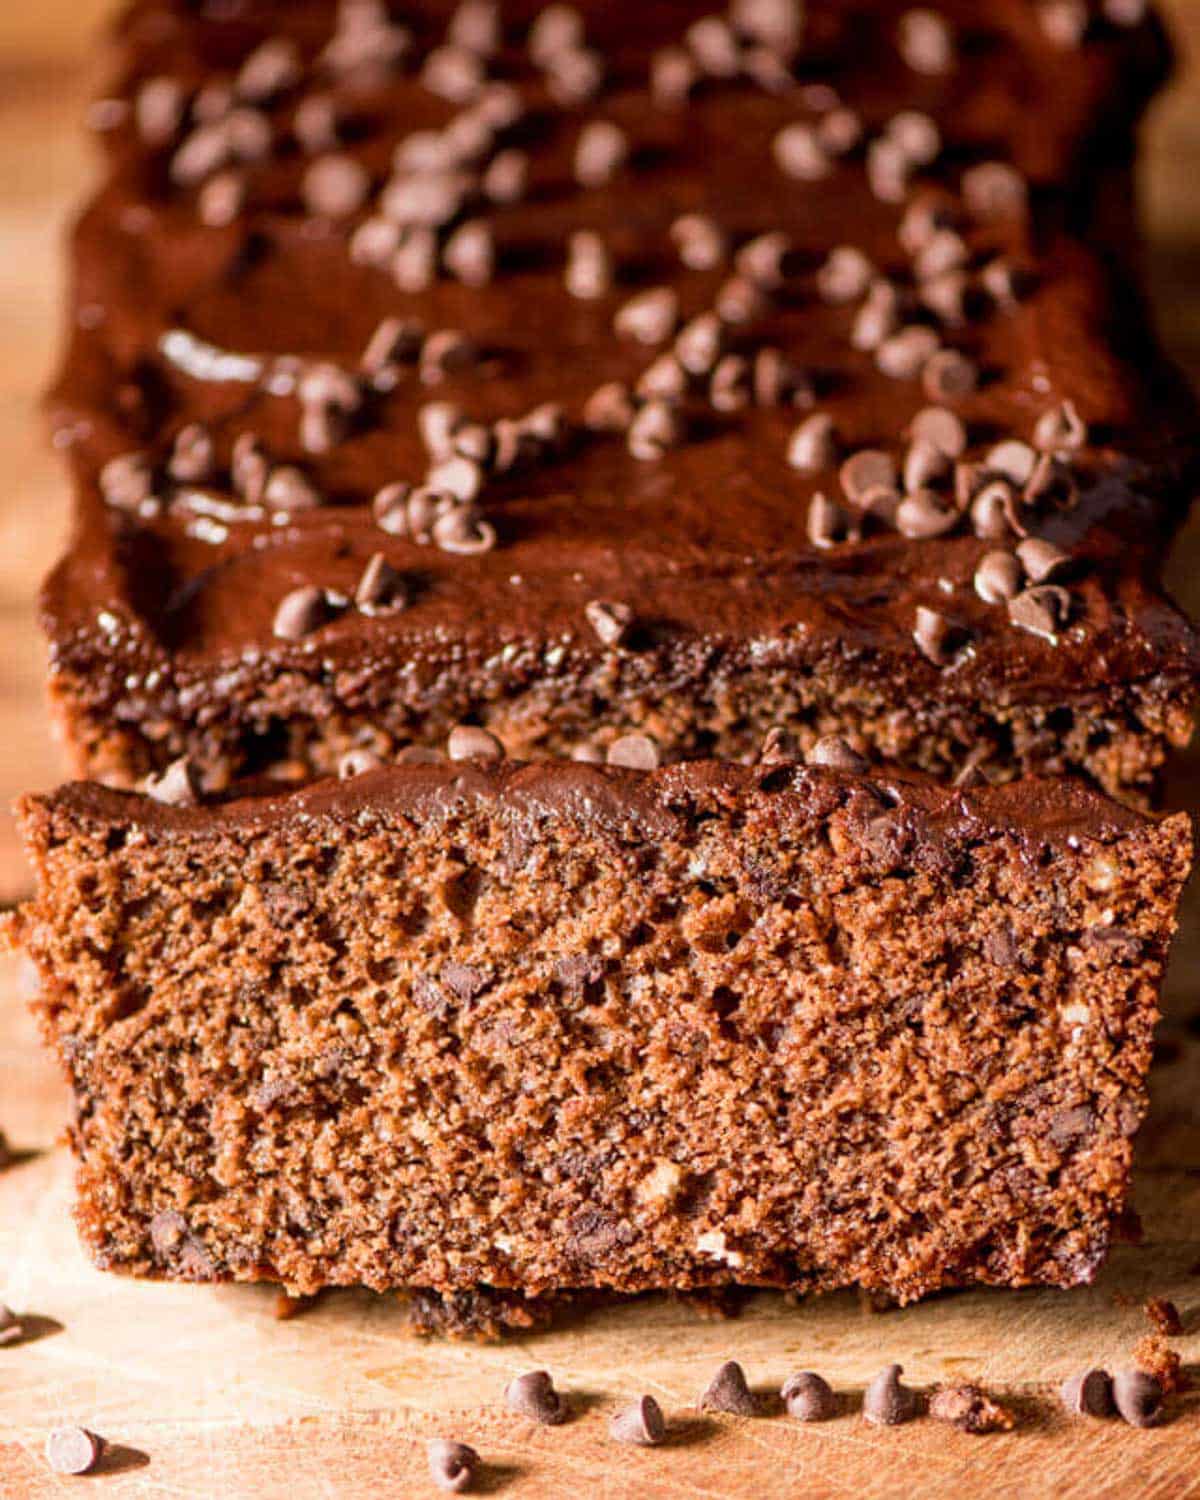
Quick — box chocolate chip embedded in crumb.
[839,449,897,504]
[606,733,660,771]
[1033,399,1088,454]
[898,8,955,73]
[427,1438,480,1493]
[808,736,868,773]
[670,213,728,270]
[0,1304,22,1347]
[788,413,838,473]
[143,757,200,807]
[355,552,407,614]
[583,381,635,432]
[45,1428,105,1476]
[338,749,383,779]
[760,726,798,763]
[237,36,302,103]
[1060,1368,1115,1418]
[862,1364,922,1425]
[586,599,633,646]
[274,585,331,641]
[699,1360,757,1416]
[1008,584,1071,642]
[609,1395,666,1446]
[614,287,679,345]
[447,724,505,762]
[1112,1369,1163,1428]
[914,605,966,666]
[781,1371,837,1422]
[929,1384,1014,1434]
[974,550,1022,604]
[505,1369,567,1425]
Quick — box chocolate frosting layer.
[42,1,1199,740]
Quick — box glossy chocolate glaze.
[42,1,1199,764]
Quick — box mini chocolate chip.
[651,45,700,107]
[450,0,502,55]
[922,348,977,402]
[710,354,752,411]
[789,413,838,473]
[453,423,495,466]
[1039,0,1089,45]
[338,748,384,778]
[820,106,864,156]
[742,43,796,92]
[362,316,424,389]
[483,148,529,204]
[1008,584,1072,641]
[903,438,950,492]
[888,109,942,167]
[851,280,901,350]
[197,168,246,227]
[760,725,798,762]
[914,227,968,283]
[675,313,725,377]
[137,76,186,146]
[1033,399,1088,453]
[1024,452,1076,506]
[615,287,679,345]
[529,3,584,62]
[687,14,741,75]
[981,256,1030,306]
[1105,0,1147,24]
[897,489,958,539]
[294,93,340,154]
[395,228,440,291]
[433,504,497,554]
[974,550,1021,604]
[1060,1369,1114,1418]
[303,154,370,218]
[910,405,967,457]
[232,433,269,503]
[447,724,504,761]
[840,449,897,503]
[858,483,901,524]
[167,424,215,483]
[920,269,970,327]
[586,599,633,646]
[866,135,912,203]
[427,1438,479,1493]
[962,161,1028,221]
[898,8,955,73]
[628,399,684,459]
[522,401,570,451]
[265,466,322,510]
[774,122,831,181]
[171,122,232,185]
[544,47,605,106]
[45,1428,106,1476]
[809,736,868,773]
[914,605,965,665]
[899,195,953,254]
[863,1364,922,1425]
[1016,537,1071,583]
[505,1369,567,1425]
[100,451,155,511]
[699,1360,757,1416]
[877,325,940,381]
[715,275,770,325]
[970,479,1022,540]
[754,347,811,407]
[443,220,495,287]
[736,231,790,290]
[807,491,857,549]
[419,401,465,460]
[421,329,478,383]
[782,1371,837,1421]
[1112,1370,1162,1428]
[142,757,200,807]
[565,230,613,299]
[355,552,407,614]
[637,354,688,403]
[607,733,660,770]
[583,381,635,432]
[422,44,485,103]
[609,1395,666,1446]
[300,362,362,416]
[274,586,332,640]
[350,215,401,268]
[817,245,875,304]
[671,213,728,270]
[575,120,628,186]
[986,439,1037,486]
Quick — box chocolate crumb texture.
[1145,1296,1183,1336]
[928,1383,1015,1434]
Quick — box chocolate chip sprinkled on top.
[807,491,855,549]
[650,45,699,108]
[433,504,497,555]
[137,76,186,146]
[809,736,868,773]
[575,120,629,187]
[897,489,958,540]
[294,93,340,154]
[362,316,423,389]
[840,449,897,504]
[962,161,1028,221]
[974,550,1022,604]
[143,757,200,807]
[544,46,605,106]
[699,1360,757,1416]
[817,246,875,304]
[586,598,633,646]
[675,313,725,376]
[483,147,529,205]
[450,0,502,57]
[910,405,967,457]
[427,1438,479,1493]
[922,348,978,402]
[100,451,155,511]
[986,439,1038,487]
[687,14,742,76]
[736,231,790,290]
[443,220,495,287]
[888,110,942,168]
[504,1369,567,1426]
[670,213,728,270]
[903,438,950,492]
[45,1428,106,1477]
[355,553,407,615]
[237,37,302,103]
[1008,584,1072,641]
[168,423,215,484]
[638,353,688,403]
[274,586,332,641]
[628,399,685,459]
[851,280,901,350]
[1038,0,1090,48]
[898,9,955,74]
[820,106,864,156]
[1034,399,1088,453]
[198,170,246,228]
[337,748,384,779]
[583,381,635,432]
[863,1364,922,1425]
[781,1371,837,1422]
[609,1395,666,1446]
[448,724,504,762]
[529,4,584,63]
[1016,537,1071,583]
[760,725,798,762]
[710,354,752,411]
[715,275,770,325]
[565,231,613,300]
[970,479,1021,540]
[755,347,811,407]
[303,153,371,219]
[914,604,965,666]
[607,732,660,770]
[231,433,269,504]
[1112,1369,1163,1428]
[421,329,478,383]
[1060,1369,1114,1418]
[0,1303,23,1347]
[877,325,941,381]
[265,466,323,511]
[615,287,679,345]
[774,122,832,181]
[789,413,838,473]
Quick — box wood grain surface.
[2,5,1200,1495]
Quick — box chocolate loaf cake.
[42,0,1199,802]
[8,751,1191,1305]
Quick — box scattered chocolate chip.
[606,733,660,770]
[760,725,798,762]
[421,329,478,383]
[100,451,155,512]
[914,605,965,665]
[565,230,613,299]
[636,354,687,403]
[715,275,770,325]
[303,153,370,218]
[355,552,407,614]
[840,449,897,504]
[929,1384,1014,1434]
[877,325,940,381]
[575,120,628,187]
[197,169,247,227]
[1146,1297,1183,1337]
[651,44,700,107]
[914,228,968,284]
[1038,0,1089,47]
[1033,399,1088,454]
[443,220,495,287]
[529,3,584,62]
[628,399,684,460]
[698,1360,757,1416]
[164,424,214,484]
[851,280,901,349]
[863,1364,922,1425]
[1112,1369,1163,1428]
[226,108,273,164]
[1105,0,1148,24]
[962,161,1028,221]
[361,316,423,391]
[143,757,200,807]
[422,44,485,103]
[687,14,742,76]
[171,122,232,186]
[45,1428,105,1476]
[1008,584,1072,641]
[910,405,967,458]
[809,736,868,773]
[350,214,401,269]
[338,748,384,778]
[888,109,942,168]
[585,599,633,646]
[450,0,502,56]
[483,148,529,205]
[974,550,1022,604]
[136,76,186,146]
[428,454,484,503]
[817,245,875,304]
[674,313,724,377]
[447,724,504,762]
[615,287,679,345]
[774,122,831,181]
[609,1395,666,1446]
[903,438,950,492]
[1016,537,1070,583]
[433,504,497,555]
[274,585,331,641]
[265,466,322,511]
[670,213,728,270]
[754,347,811,407]
[504,1369,567,1425]
[986,439,1037,487]
[544,47,605,106]
[981,256,1029,306]
[788,413,838,473]
[898,8,955,73]
[782,1371,837,1421]
[820,106,864,155]
[736,231,790,290]
[293,93,340,155]
[373,482,415,536]
[866,135,912,204]
[710,354,751,412]
[237,36,301,104]
[897,489,958,540]
[418,401,465,461]
[922,348,977,401]
[427,1438,479,1493]
[583,381,635,432]
[807,491,856,548]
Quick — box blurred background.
[0,1,1198,901]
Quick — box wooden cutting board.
[2,6,1200,1494]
